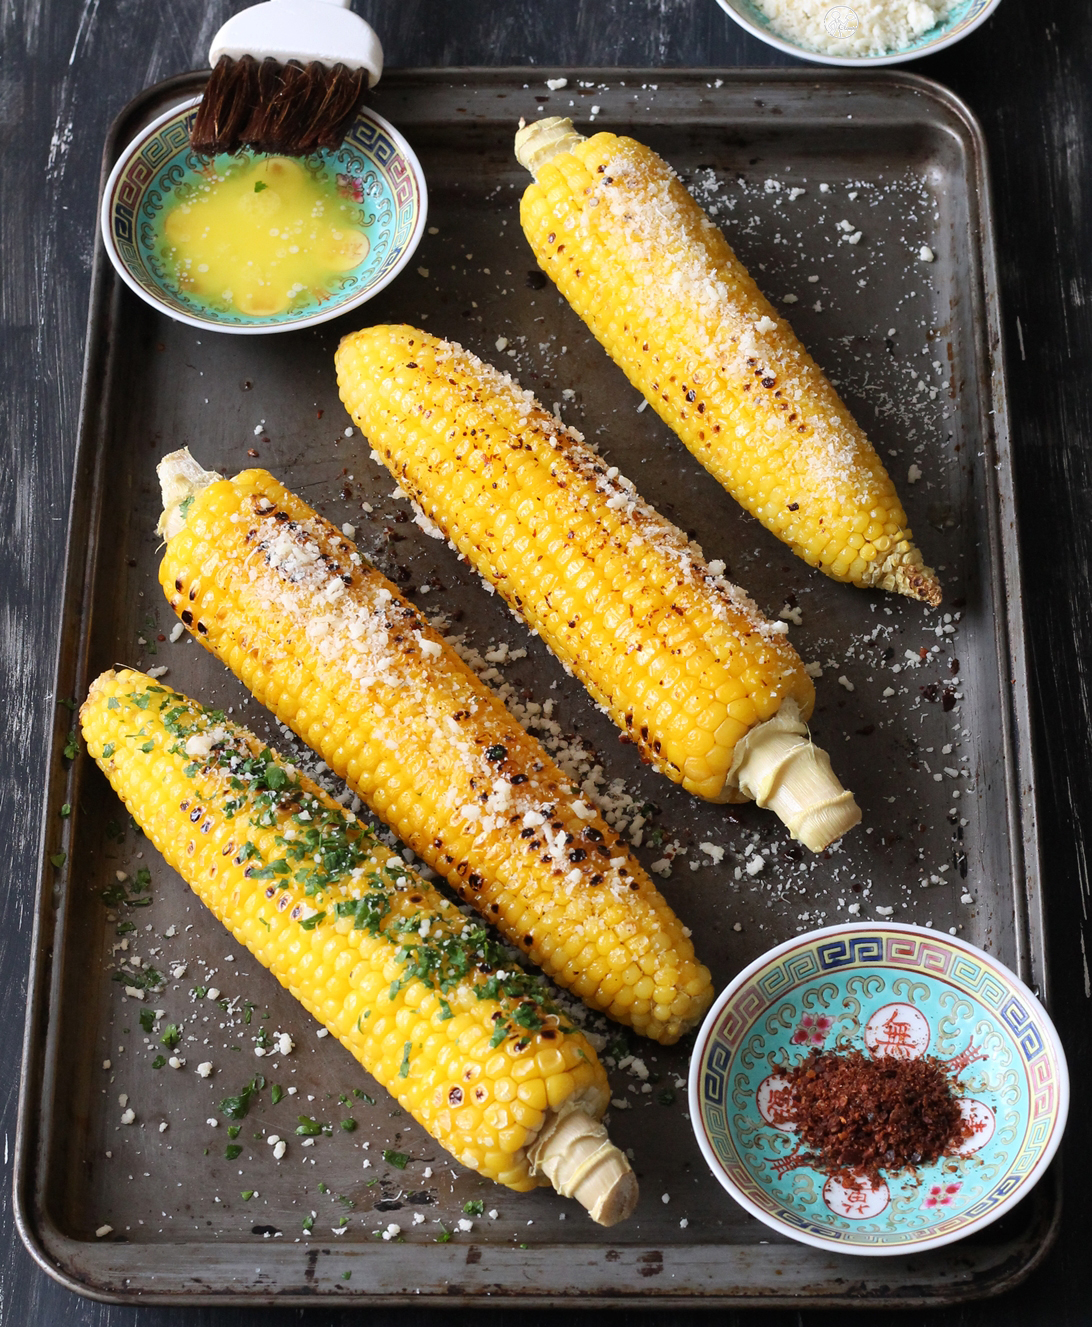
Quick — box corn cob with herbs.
[335,326,860,851]
[156,450,712,1044]
[80,668,636,1223]
[514,117,940,608]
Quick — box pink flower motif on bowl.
[791,1013,832,1046]
[922,1181,962,1210]
[337,172,365,202]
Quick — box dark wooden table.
[3,0,1090,1322]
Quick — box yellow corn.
[335,325,817,807]
[514,119,940,607]
[80,668,631,1210]
[157,458,712,1045]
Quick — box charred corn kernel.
[79,668,612,1199]
[156,452,712,1044]
[514,118,941,607]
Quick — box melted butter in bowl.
[161,156,370,317]
[101,95,427,335]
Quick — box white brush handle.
[210,0,384,83]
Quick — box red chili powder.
[787,1049,970,1183]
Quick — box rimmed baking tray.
[16,67,1055,1306]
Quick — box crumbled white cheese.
[96,1224,113,1238]
[745,856,765,876]
[699,842,725,864]
[120,1108,135,1125]
[196,1062,213,1078]
[184,727,227,758]
[919,245,935,262]
[545,77,568,90]
[837,675,855,691]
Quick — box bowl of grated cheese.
[714,0,1002,65]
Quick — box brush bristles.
[190,54,368,157]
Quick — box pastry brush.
[190,0,383,157]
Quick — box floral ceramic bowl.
[100,94,427,334]
[688,923,1067,1254]
[714,0,1002,67]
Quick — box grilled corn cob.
[335,326,860,850]
[514,118,941,607]
[156,450,712,1044]
[81,668,636,1223]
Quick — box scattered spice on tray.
[787,1049,969,1182]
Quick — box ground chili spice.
[787,1049,970,1183]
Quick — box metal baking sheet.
[16,68,1055,1306]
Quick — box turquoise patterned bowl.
[100,94,427,335]
[689,923,1067,1255]
[714,0,1002,66]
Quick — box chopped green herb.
[463,1200,484,1216]
[220,1074,264,1120]
[298,909,326,931]
[241,1190,254,1201]
[383,1149,409,1170]
[140,739,155,753]
[318,1181,328,1194]
[63,731,79,759]
[254,181,268,193]
[437,998,453,1021]
[295,1116,323,1137]
[435,1225,452,1243]
[342,1270,351,1280]
[302,1214,314,1232]
[49,851,66,868]
[352,1089,374,1104]
[399,1042,412,1077]
[179,494,195,519]
[139,1009,155,1033]
[112,966,163,992]
[115,921,135,936]
[191,985,207,999]
[152,1055,166,1069]
[160,1023,181,1049]
[225,1144,242,1160]
[340,1119,356,1133]
[59,803,71,818]
[657,1087,676,1106]
[271,1084,284,1106]
[59,697,77,712]
[106,697,120,711]
[227,1125,241,1139]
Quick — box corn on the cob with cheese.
[156,450,712,1044]
[514,117,940,608]
[335,326,861,850]
[81,668,636,1223]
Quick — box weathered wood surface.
[1,0,1089,1322]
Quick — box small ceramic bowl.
[100,94,427,334]
[688,922,1067,1255]
[714,0,1002,66]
